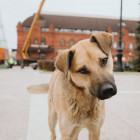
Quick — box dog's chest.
[67,97,105,125]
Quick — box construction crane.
[21,0,45,67]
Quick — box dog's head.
[55,32,117,100]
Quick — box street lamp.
[115,0,123,71]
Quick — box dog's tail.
[27,84,49,94]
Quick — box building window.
[23,26,30,30]
[60,38,66,46]
[39,53,46,59]
[113,42,117,49]
[34,38,38,44]
[113,55,117,61]
[122,57,126,62]
[121,42,125,49]
[69,39,75,47]
[129,42,134,50]
[41,38,46,45]
[42,28,49,32]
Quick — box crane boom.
[22,0,45,60]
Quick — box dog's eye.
[77,67,90,74]
[101,58,108,66]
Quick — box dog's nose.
[101,84,116,98]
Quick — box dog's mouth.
[89,86,117,100]
[89,88,97,97]
[97,94,113,100]
[89,90,112,100]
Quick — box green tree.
[133,21,140,72]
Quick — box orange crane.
[21,0,45,67]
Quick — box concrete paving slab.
[102,93,140,140]
[0,67,140,140]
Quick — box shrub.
[37,60,55,71]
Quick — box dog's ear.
[90,32,112,55]
[55,49,75,75]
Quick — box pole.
[22,0,45,60]
[115,0,123,72]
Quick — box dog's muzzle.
[98,83,117,100]
[89,83,117,100]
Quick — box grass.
[0,66,8,69]
[114,71,140,75]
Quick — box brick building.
[17,13,137,69]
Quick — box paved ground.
[0,66,140,140]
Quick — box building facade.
[17,14,137,69]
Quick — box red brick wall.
[111,26,136,63]
[17,23,136,65]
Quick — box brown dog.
[48,32,117,140]
[28,32,117,140]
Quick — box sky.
[0,0,139,50]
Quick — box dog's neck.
[64,75,103,122]
[67,75,98,103]
[60,73,104,122]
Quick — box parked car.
[29,63,37,70]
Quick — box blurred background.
[0,0,140,140]
[0,0,140,71]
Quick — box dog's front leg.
[60,136,74,140]
[60,134,79,140]
[48,98,57,140]
[60,125,80,140]
[88,129,100,140]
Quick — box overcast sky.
[0,0,139,50]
